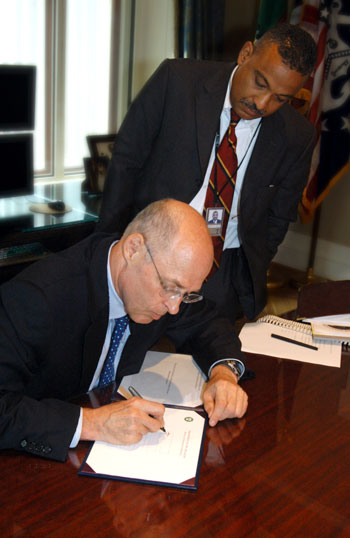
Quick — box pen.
[271,333,318,351]
[128,385,166,432]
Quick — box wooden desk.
[1,352,349,537]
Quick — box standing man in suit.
[97,23,317,323]
[0,199,248,462]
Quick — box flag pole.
[305,205,321,282]
[291,205,327,290]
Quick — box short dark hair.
[256,23,317,76]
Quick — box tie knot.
[230,109,240,124]
[116,315,129,329]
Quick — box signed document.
[79,351,208,489]
[79,407,206,489]
[118,351,206,407]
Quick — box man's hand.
[203,364,248,427]
[81,397,165,445]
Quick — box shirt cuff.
[70,408,83,448]
[208,359,245,380]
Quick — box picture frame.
[83,156,109,194]
[86,134,116,160]
[206,207,224,236]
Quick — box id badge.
[206,207,224,237]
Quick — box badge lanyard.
[212,118,262,206]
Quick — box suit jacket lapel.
[79,235,119,392]
[80,306,109,391]
[196,63,234,177]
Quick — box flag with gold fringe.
[291,0,350,222]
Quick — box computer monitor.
[0,134,34,198]
[0,65,36,131]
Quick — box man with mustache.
[97,23,317,330]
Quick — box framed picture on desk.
[83,157,109,194]
[86,134,116,160]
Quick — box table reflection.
[0,178,100,232]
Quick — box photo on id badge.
[206,207,224,236]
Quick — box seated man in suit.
[97,23,317,324]
[0,199,247,462]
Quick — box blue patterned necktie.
[98,315,129,388]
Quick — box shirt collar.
[107,241,127,320]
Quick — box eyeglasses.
[145,244,203,304]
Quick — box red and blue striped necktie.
[204,109,240,277]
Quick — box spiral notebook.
[239,315,342,367]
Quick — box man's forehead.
[160,253,208,291]
[253,45,306,96]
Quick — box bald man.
[0,199,247,461]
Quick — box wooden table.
[1,351,349,537]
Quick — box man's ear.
[237,41,254,65]
[123,233,145,264]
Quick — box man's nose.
[164,297,182,315]
[253,93,270,114]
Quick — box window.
[0,0,115,181]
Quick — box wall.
[131,0,176,98]
[274,168,350,279]
[115,0,176,127]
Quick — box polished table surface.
[1,350,349,538]
[0,179,100,236]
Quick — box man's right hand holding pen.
[80,396,165,446]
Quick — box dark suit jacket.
[97,59,316,316]
[0,234,243,461]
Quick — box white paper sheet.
[304,313,350,325]
[119,351,206,407]
[84,407,205,486]
[239,321,342,367]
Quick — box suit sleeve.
[163,299,245,377]
[0,281,80,461]
[97,59,172,233]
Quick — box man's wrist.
[208,359,245,380]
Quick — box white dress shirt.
[190,66,261,249]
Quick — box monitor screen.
[0,65,36,131]
[0,134,33,198]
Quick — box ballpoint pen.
[271,333,318,351]
[128,385,166,433]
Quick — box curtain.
[177,0,225,60]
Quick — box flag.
[255,0,288,39]
[291,0,350,222]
